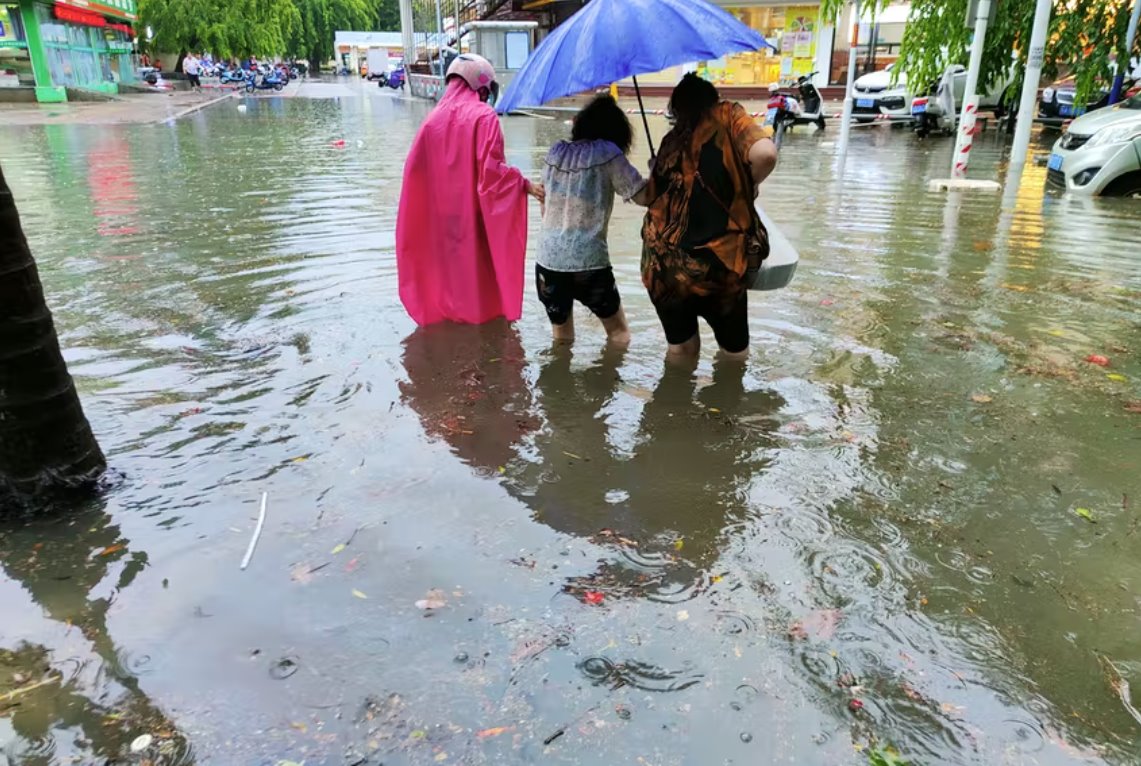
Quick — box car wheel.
[1101,172,1141,198]
[274,83,284,91]
[855,116,874,124]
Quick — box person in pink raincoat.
[396,54,544,326]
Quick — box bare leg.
[551,312,575,343]
[715,346,750,363]
[667,333,700,358]
[600,307,631,346]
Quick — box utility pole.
[1109,0,1140,104]
[837,0,861,158]
[435,0,445,78]
[951,0,992,178]
[1009,0,1052,168]
[400,0,415,68]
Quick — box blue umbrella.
[496,0,775,151]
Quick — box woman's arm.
[747,137,778,186]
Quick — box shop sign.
[0,39,29,48]
[55,3,108,27]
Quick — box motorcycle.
[219,68,247,86]
[763,72,826,147]
[377,67,406,91]
[245,69,286,92]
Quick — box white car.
[852,64,911,122]
[1046,92,1141,196]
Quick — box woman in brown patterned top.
[641,74,778,360]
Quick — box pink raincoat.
[396,79,529,326]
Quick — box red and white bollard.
[951,95,981,179]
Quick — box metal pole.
[951,0,991,179]
[399,0,415,67]
[1109,0,1140,104]
[435,0,445,78]
[632,75,656,158]
[1009,0,1052,168]
[837,0,860,158]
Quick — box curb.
[157,91,238,124]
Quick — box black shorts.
[653,289,749,353]
[535,265,621,326]
[187,73,201,87]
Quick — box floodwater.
[1,81,1139,766]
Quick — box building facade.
[609,0,909,92]
[2,0,137,102]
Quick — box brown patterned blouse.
[641,101,773,307]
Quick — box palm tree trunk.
[0,165,105,505]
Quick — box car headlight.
[1085,122,1141,147]
[1042,87,1055,102]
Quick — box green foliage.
[288,0,373,66]
[820,0,1141,108]
[139,0,301,59]
[139,0,397,63]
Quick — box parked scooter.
[219,68,247,86]
[245,69,286,92]
[377,67,406,91]
[763,72,826,146]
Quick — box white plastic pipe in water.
[951,0,992,178]
[836,0,861,159]
[1009,0,1053,169]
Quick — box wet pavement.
[1,80,1139,766]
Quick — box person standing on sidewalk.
[183,53,202,92]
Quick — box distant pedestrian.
[183,53,202,91]
[537,94,648,345]
[640,73,778,359]
[396,54,544,326]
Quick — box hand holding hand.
[526,180,546,204]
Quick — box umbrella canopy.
[496,0,775,114]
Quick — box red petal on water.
[1085,354,1110,367]
[583,591,604,605]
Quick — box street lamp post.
[1009,0,1053,168]
[837,0,861,158]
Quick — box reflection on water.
[1,85,1139,765]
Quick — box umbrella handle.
[632,76,656,160]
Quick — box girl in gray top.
[537,95,648,344]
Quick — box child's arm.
[609,155,650,207]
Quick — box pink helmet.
[446,53,499,103]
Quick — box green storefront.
[2,0,137,102]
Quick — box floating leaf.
[673,539,684,551]
[563,451,583,460]
[352,589,369,599]
[477,726,512,739]
[99,544,125,557]
[1074,508,1096,524]
[331,544,346,555]
[1106,373,1127,382]
[676,609,690,622]
[277,761,304,766]
[415,588,447,609]
[970,394,993,403]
